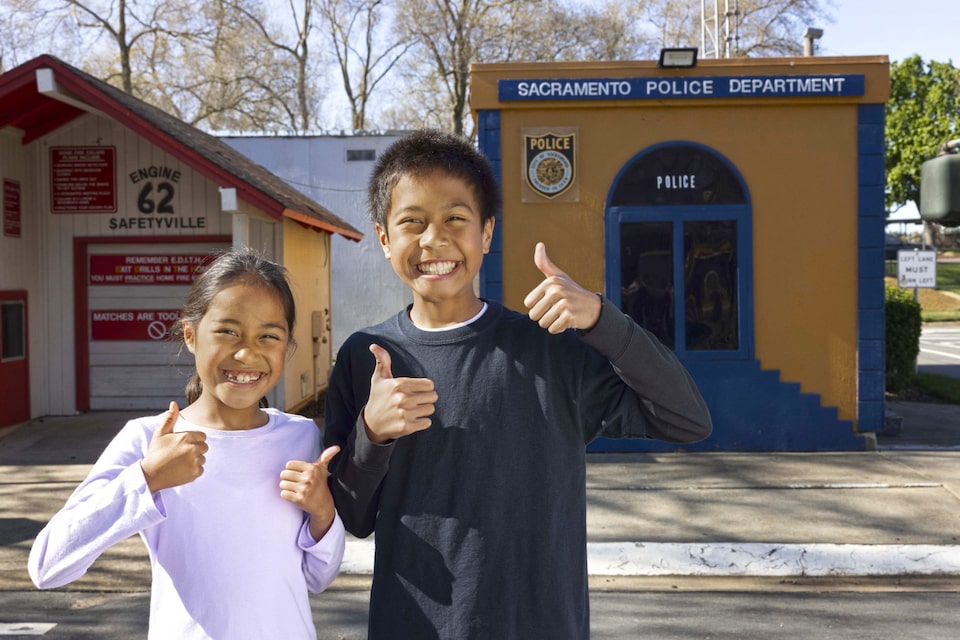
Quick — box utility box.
[920,153,960,227]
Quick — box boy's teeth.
[419,261,457,275]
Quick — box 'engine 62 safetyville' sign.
[522,128,578,202]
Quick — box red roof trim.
[282,208,365,239]
[11,55,362,241]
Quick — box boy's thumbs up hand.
[140,401,208,493]
[370,343,394,380]
[363,343,437,444]
[524,242,602,334]
[281,445,341,540]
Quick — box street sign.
[897,249,937,288]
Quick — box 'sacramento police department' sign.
[499,74,865,101]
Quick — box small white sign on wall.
[897,249,937,288]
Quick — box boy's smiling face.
[377,170,494,325]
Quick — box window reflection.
[620,222,675,348]
[1,301,25,361]
[684,221,738,350]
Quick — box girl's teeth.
[226,372,261,383]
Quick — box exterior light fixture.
[803,28,823,56]
[658,48,698,68]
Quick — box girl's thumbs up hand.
[362,343,437,444]
[281,445,341,540]
[141,401,208,493]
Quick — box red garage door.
[78,239,229,411]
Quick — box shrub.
[885,286,922,392]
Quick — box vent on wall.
[346,149,376,162]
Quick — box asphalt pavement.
[2,399,960,595]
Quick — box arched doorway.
[604,141,753,361]
[592,141,861,451]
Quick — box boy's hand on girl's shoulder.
[362,343,437,444]
[140,401,208,493]
[280,445,341,540]
[524,242,602,334]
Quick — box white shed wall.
[0,129,43,418]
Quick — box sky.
[817,0,958,228]
[817,0,956,62]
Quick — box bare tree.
[30,0,185,94]
[2,0,833,135]
[317,0,413,131]
[646,0,832,58]
[387,0,653,136]
[483,1,647,63]
[0,0,44,72]
[147,0,305,133]
[391,0,515,136]
[221,0,321,132]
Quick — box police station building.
[0,55,362,431]
[469,55,890,451]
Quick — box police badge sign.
[521,128,578,202]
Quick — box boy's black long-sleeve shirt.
[324,298,711,639]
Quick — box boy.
[324,129,712,639]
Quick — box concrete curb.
[339,540,960,577]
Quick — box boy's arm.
[324,347,397,538]
[326,414,394,538]
[525,242,711,443]
[580,296,713,443]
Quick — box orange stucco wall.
[470,56,889,426]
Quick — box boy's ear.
[482,217,495,255]
[182,320,197,354]
[375,223,391,259]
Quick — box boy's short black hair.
[369,129,502,231]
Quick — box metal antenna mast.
[701,0,740,58]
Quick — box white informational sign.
[897,249,937,288]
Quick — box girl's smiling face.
[182,280,290,428]
[376,170,494,325]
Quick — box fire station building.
[0,55,362,430]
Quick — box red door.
[0,290,29,429]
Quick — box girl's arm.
[28,420,165,589]
[298,513,346,593]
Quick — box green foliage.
[885,56,960,213]
[885,286,923,391]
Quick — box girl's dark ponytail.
[185,374,203,405]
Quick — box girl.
[29,248,345,639]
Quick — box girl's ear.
[182,320,197,354]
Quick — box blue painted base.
[588,359,868,452]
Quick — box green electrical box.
[920,153,960,227]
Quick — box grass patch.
[885,260,960,292]
[884,260,960,322]
[888,372,960,404]
[936,261,960,290]
[914,372,960,404]
[923,310,960,322]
